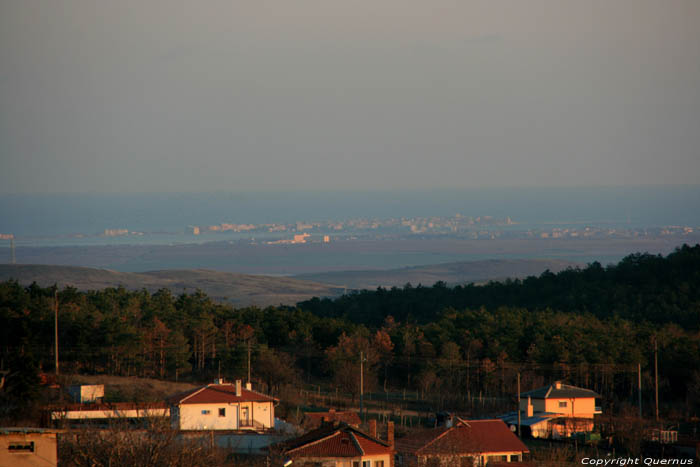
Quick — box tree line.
[1,244,699,420]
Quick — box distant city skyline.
[2,0,700,193]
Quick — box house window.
[362,461,371,467]
[375,462,384,467]
[8,442,34,453]
[510,454,521,462]
[201,410,211,415]
[353,462,360,467]
[559,401,568,408]
[219,408,226,417]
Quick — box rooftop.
[395,419,529,456]
[521,381,600,399]
[168,383,277,405]
[282,422,392,459]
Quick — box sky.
[1,0,699,194]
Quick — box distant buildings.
[102,228,129,237]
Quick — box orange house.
[514,381,601,438]
[520,381,601,419]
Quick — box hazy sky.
[1,0,699,193]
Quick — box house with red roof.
[168,379,277,431]
[281,420,394,467]
[395,419,529,466]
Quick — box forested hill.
[298,244,700,328]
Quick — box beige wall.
[519,397,596,418]
[412,451,522,466]
[0,432,57,467]
[293,453,391,467]
[252,401,273,428]
[178,403,239,430]
[544,397,596,418]
[176,401,274,430]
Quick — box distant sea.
[1,186,700,247]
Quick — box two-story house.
[501,381,601,438]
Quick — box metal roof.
[520,382,600,399]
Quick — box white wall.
[178,403,239,430]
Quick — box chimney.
[235,380,242,397]
[554,381,562,389]
[387,421,394,447]
[214,378,224,385]
[526,396,533,418]
[369,419,377,438]
[245,382,252,391]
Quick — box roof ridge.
[349,432,365,456]
[346,425,390,447]
[416,427,452,454]
[178,386,208,404]
[287,431,344,454]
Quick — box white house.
[169,379,277,431]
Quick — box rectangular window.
[510,454,521,462]
[219,408,226,417]
[375,462,384,467]
[201,410,211,415]
[353,462,360,467]
[558,401,568,408]
[9,442,34,453]
[362,461,371,467]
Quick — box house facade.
[169,379,276,431]
[0,428,58,467]
[395,419,528,467]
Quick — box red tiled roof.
[396,419,529,456]
[168,384,276,405]
[284,423,393,459]
[289,431,363,458]
[304,410,361,428]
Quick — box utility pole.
[10,237,15,264]
[517,372,521,438]
[360,351,367,421]
[54,289,59,376]
[654,336,659,421]
[638,362,642,419]
[247,340,251,383]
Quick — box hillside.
[294,258,580,289]
[0,264,344,307]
